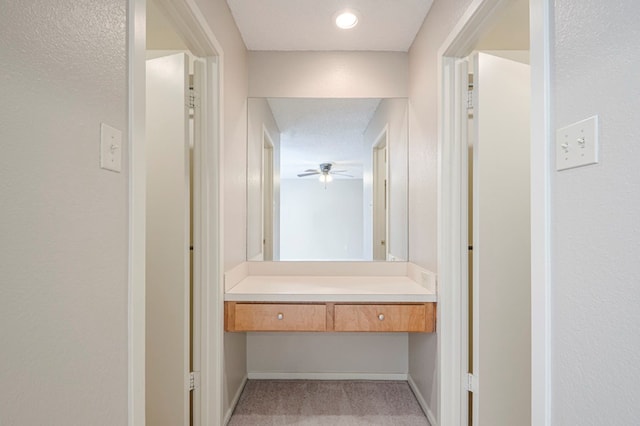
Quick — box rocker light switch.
[556,116,599,171]
[100,123,122,173]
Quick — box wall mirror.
[247,97,408,261]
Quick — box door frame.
[372,126,389,261]
[128,1,225,425]
[437,0,552,425]
[262,126,275,261]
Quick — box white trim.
[128,0,146,424]
[457,57,471,426]
[129,1,225,425]
[437,0,552,425]
[438,53,467,426]
[247,372,408,381]
[191,57,206,426]
[223,375,248,426]
[372,125,390,261]
[205,52,225,426]
[154,0,224,57]
[259,124,276,262]
[408,375,438,426]
[529,1,552,425]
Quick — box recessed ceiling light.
[334,10,359,29]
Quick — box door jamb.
[437,0,552,425]
[373,125,389,261]
[262,126,275,261]
[128,1,225,425]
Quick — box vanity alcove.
[222,52,438,421]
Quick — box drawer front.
[231,303,327,332]
[334,304,427,332]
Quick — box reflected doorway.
[373,130,388,261]
[263,132,274,261]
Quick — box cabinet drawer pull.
[277,313,284,320]
[378,313,385,321]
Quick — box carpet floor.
[227,380,431,426]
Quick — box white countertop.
[224,275,437,303]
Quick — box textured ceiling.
[268,98,382,179]
[226,0,434,51]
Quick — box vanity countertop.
[224,274,436,303]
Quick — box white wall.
[193,0,250,416]
[247,99,280,261]
[249,51,408,98]
[363,98,409,261]
[247,333,408,379]
[552,1,640,423]
[0,1,128,424]
[280,179,364,260]
[407,0,475,420]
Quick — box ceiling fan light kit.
[296,162,354,189]
[297,162,353,177]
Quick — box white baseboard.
[247,372,408,381]
[223,374,248,426]
[408,374,438,426]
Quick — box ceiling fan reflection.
[297,162,353,188]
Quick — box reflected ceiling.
[268,98,381,179]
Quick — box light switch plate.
[100,123,122,173]
[556,115,599,171]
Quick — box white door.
[471,51,531,426]
[146,53,190,426]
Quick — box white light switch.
[556,116,599,171]
[100,123,122,173]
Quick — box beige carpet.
[227,380,431,425]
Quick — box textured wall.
[552,0,640,423]
[407,0,475,421]
[0,1,128,424]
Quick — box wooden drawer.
[334,304,434,332]
[225,303,327,332]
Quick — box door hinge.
[466,373,477,392]
[189,371,201,391]
[188,87,200,109]
[467,89,474,110]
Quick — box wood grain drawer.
[225,303,327,332]
[334,304,434,332]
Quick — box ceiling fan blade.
[332,172,354,177]
[331,169,348,173]
[297,171,320,177]
[304,169,319,172]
